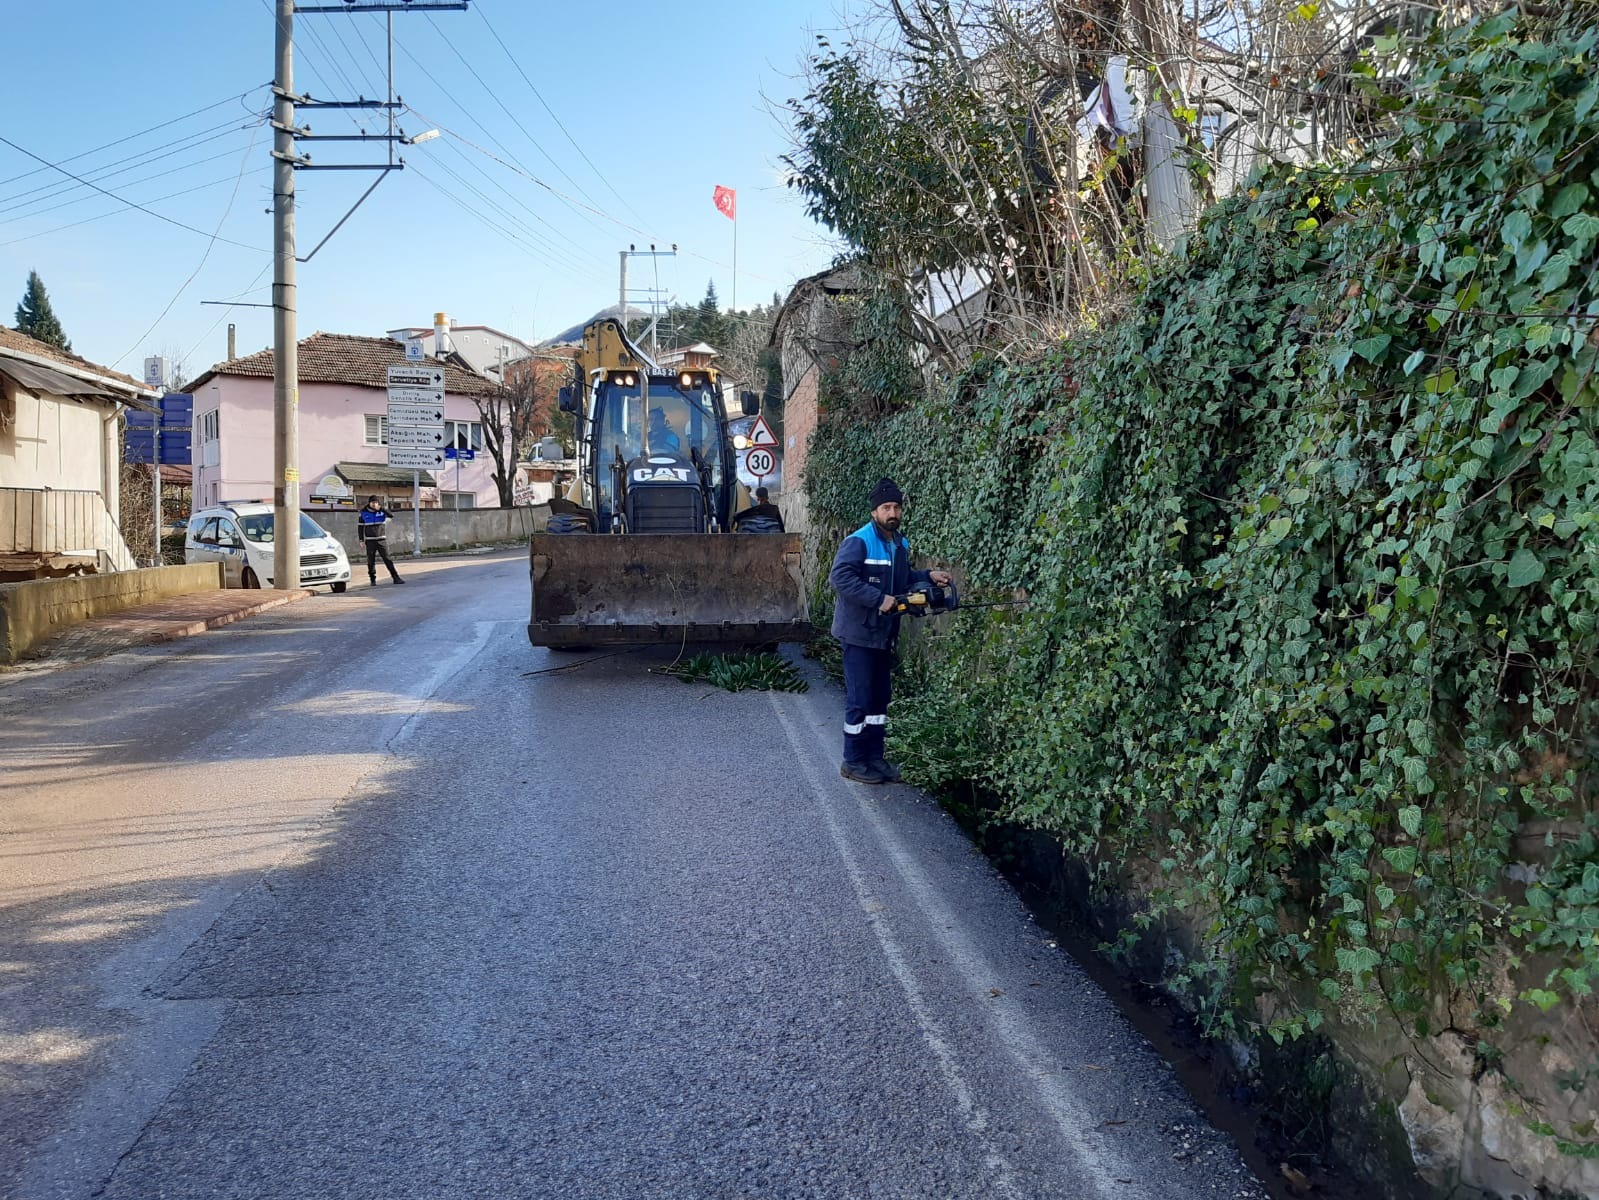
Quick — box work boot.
[369,576,378,586]
[840,760,887,785]
[392,577,406,584]
[870,758,902,783]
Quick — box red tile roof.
[0,325,150,392]
[188,332,496,396]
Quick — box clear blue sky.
[0,0,857,379]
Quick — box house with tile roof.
[185,333,500,512]
[0,326,158,578]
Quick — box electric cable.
[403,105,655,240]
[406,163,593,286]
[0,87,268,189]
[0,135,265,253]
[474,1,653,229]
[0,118,265,212]
[113,117,269,370]
[432,135,606,272]
[0,137,268,226]
[423,12,604,211]
[0,167,272,249]
[392,38,615,239]
[183,261,274,368]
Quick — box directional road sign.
[387,364,444,387]
[385,386,444,407]
[386,446,447,470]
[386,425,447,449]
[386,402,445,427]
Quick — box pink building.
[187,333,499,512]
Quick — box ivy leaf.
[1506,548,1545,587]
[1398,805,1423,838]
[1382,846,1419,873]
[1335,946,1382,975]
[1402,348,1426,376]
[1351,334,1392,362]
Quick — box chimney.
[227,323,236,360]
[434,312,449,357]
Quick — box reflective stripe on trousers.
[842,642,893,764]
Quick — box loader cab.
[588,370,734,533]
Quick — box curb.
[152,589,314,644]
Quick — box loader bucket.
[527,532,811,648]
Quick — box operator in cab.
[828,478,952,785]
[648,406,681,453]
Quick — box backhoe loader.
[526,318,809,648]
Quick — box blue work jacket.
[829,521,931,649]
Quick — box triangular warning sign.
[747,414,778,448]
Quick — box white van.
[185,502,352,593]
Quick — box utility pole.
[271,0,299,590]
[619,244,677,356]
[268,0,469,590]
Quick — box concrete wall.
[0,561,223,663]
[318,505,549,558]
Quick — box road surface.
[0,550,1267,1199]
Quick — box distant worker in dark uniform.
[357,495,406,586]
[732,486,785,533]
[828,478,952,784]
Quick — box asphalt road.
[0,549,1268,1200]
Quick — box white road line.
[770,696,1028,1200]
[772,688,1143,1200]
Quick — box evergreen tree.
[693,280,728,348]
[14,270,71,351]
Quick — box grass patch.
[660,651,808,693]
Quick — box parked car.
[185,503,352,592]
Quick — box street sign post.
[385,447,448,470]
[386,426,447,449]
[386,402,446,426]
[387,363,447,554]
[386,365,444,387]
[384,386,444,407]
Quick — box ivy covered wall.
[804,10,1598,1195]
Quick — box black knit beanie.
[869,478,904,508]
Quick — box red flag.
[713,185,736,221]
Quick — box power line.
[407,161,593,283]
[0,167,272,248]
[423,147,598,276]
[474,1,653,230]
[0,87,268,189]
[404,104,655,241]
[0,117,264,212]
[0,135,266,253]
[114,119,269,369]
[392,36,614,240]
[0,137,268,226]
[423,12,603,211]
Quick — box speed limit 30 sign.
[744,447,776,478]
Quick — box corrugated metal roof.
[0,325,154,397]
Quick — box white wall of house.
[0,383,117,491]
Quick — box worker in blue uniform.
[828,478,952,784]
